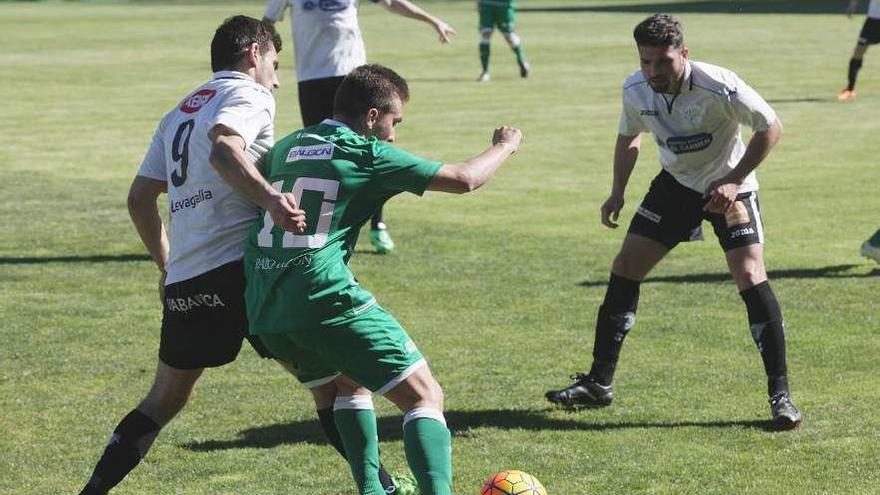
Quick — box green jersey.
[244,120,441,334]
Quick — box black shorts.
[159,260,247,369]
[627,170,765,252]
[858,18,880,45]
[298,76,346,127]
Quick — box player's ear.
[365,108,380,130]
[246,42,260,66]
[681,46,689,59]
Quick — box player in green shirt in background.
[237,64,522,495]
[478,0,530,82]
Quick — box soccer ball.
[480,470,548,495]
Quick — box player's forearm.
[209,137,282,211]
[431,143,516,193]
[382,0,439,25]
[611,134,640,195]
[727,119,783,183]
[128,198,168,272]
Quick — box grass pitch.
[1,1,878,494]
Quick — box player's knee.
[480,29,493,41]
[505,32,521,46]
[611,253,645,280]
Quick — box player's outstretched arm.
[602,133,641,228]
[427,126,522,194]
[209,124,307,233]
[703,118,783,214]
[378,0,456,43]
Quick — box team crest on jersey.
[180,89,216,113]
[682,104,704,126]
[286,143,334,162]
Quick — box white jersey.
[264,0,379,82]
[619,61,778,194]
[869,0,880,19]
[137,71,275,284]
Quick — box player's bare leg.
[546,234,668,408]
[839,43,868,100]
[384,365,451,495]
[79,362,203,495]
[726,244,802,430]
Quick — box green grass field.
[1,0,879,493]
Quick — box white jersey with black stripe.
[618,61,778,194]
[137,71,275,284]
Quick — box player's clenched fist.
[493,126,523,152]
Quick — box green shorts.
[479,4,516,33]
[257,303,425,394]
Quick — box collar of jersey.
[212,70,255,82]
[321,118,350,129]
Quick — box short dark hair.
[633,14,684,48]
[333,64,410,120]
[211,15,282,72]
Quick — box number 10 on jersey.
[257,178,339,249]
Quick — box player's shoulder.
[689,61,745,96]
[622,69,648,91]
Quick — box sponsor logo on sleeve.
[180,89,216,113]
[286,143,334,162]
[666,133,713,154]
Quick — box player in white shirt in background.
[839,0,880,100]
[76,16,364,495]
[546,14,803,430]
[263,0,455,254]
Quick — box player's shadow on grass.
[182,409,770,452]
[520,0,849,15]
[578,263,878,287]
[0,254,151,265]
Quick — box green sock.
[403,415,452,495]
[334,405,384,495]
[512,43,527,66]
[479,42,490,72]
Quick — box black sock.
[317,408,396,492]
[848,57,863,91]
[79,409,161,495]
[370,204,385,230]
[589,273,640,385]
[740,281,789,397]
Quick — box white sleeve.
[264,0,289,22]
[618,92,646,136]
[136,126,167,181]
[210,88,274,148]
[725,74,778,132]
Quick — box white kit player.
[546,14,803,430]
[77,16,307,495]
[839,0,880,100]
[262,0,455,254]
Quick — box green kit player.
[240,64,522,495]
[478,0,530,82]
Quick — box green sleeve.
[370,142,442,196]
